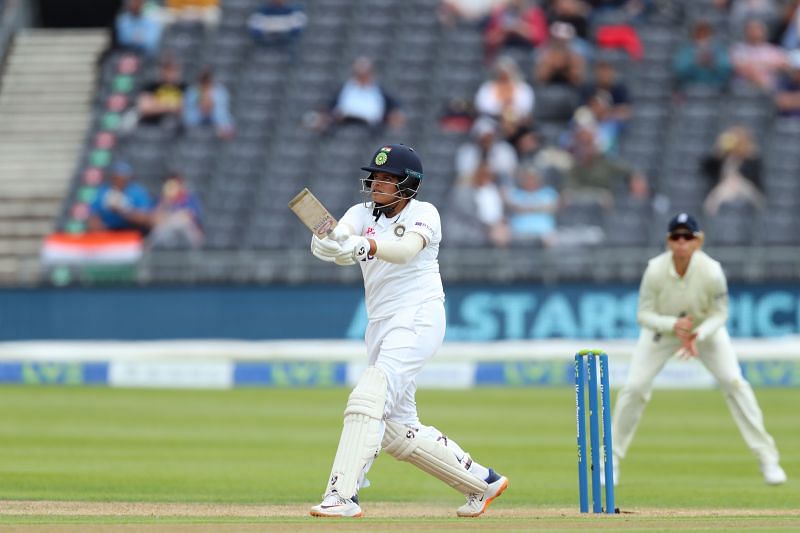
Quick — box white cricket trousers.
[612,327,780,466]
[361,298,491,484]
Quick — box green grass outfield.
[0,385,798,530]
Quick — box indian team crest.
[393,224,405,237]
[374,146,392,166]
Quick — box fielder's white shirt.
[340,199,444,320]
[637,249,729,341]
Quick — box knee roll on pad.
[326,366,387,499]
[382,420,488,495]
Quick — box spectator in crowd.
[312,57,405,132]
[137,56,186,127]
[777,0,800,49]
[439,96,476,133]
[88,161,154,235]
[775,50,800,116]
[701,126,765,215]
[183,68,235,139]
[165,0,220,28]
[580,60,632,121]
[563,90,623,155]
[564,124,649,209]
[148,171,204,249]
[504,164,559,243]
[248,0,307,47]
[474,55,535,130]
[484,0,548,62]
[533,22,587,88]
[438,0,507,27]
[509,124,572,186]
[673,21,732,92]
[723,0,781,36]
[451,162,512,247]
[547,0,591,41]
[455,116,519,187]
[731,18,788,91]
[115,0,163,57]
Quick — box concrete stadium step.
[0,184,70,199]
[0,221,54,238]
[0,200,62,219]
[0,238,43,257]
[0,257,41,285]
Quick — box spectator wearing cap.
[611,211,787,488]
[533,22,587,88]
[731,18,788,92]
[137,56,187,127]
[673,21,732,92]
[115,0,163,57]
[183,68,235,139]
[474,55,535,130]
[455,116,519,188]
[483,0,548,62]
[701,126,765,216]
[88,162,154,235]
[148,171,204,249]
[312,57,405,132]
[775,50,800,117]
[580,60,632,122]
[248,0,307,47]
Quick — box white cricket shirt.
[637,249,729,341]
[340,199,445,320]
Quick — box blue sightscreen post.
[587,352,602,513]
[575,353,588,513]
[600,353,616,514]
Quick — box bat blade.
[288,188,338,238]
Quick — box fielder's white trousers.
[611,327,780,466]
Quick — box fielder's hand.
[311,235,342,263]
[338,236,372,262]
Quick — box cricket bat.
[288,188,338,238]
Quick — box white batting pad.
[382,420,488,495]
[326,366,387,499]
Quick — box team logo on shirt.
[393,224,405,237]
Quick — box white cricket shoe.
[309,492,363,518]
[761,463,787,485]
[457,469,509,517]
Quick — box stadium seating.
[48,0,800,284]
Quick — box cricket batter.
[308,144,508,518]
[611,213,787,485]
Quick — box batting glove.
[329,223,351,243]
[338,236,371,262]
[311,235,342,262]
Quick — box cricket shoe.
[309,492,363,518]
[761,463,787,485]
[457,469,509,517]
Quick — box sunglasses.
[669,233,696,241]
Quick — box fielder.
[308,144,509,518]
[610,213,787,486]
